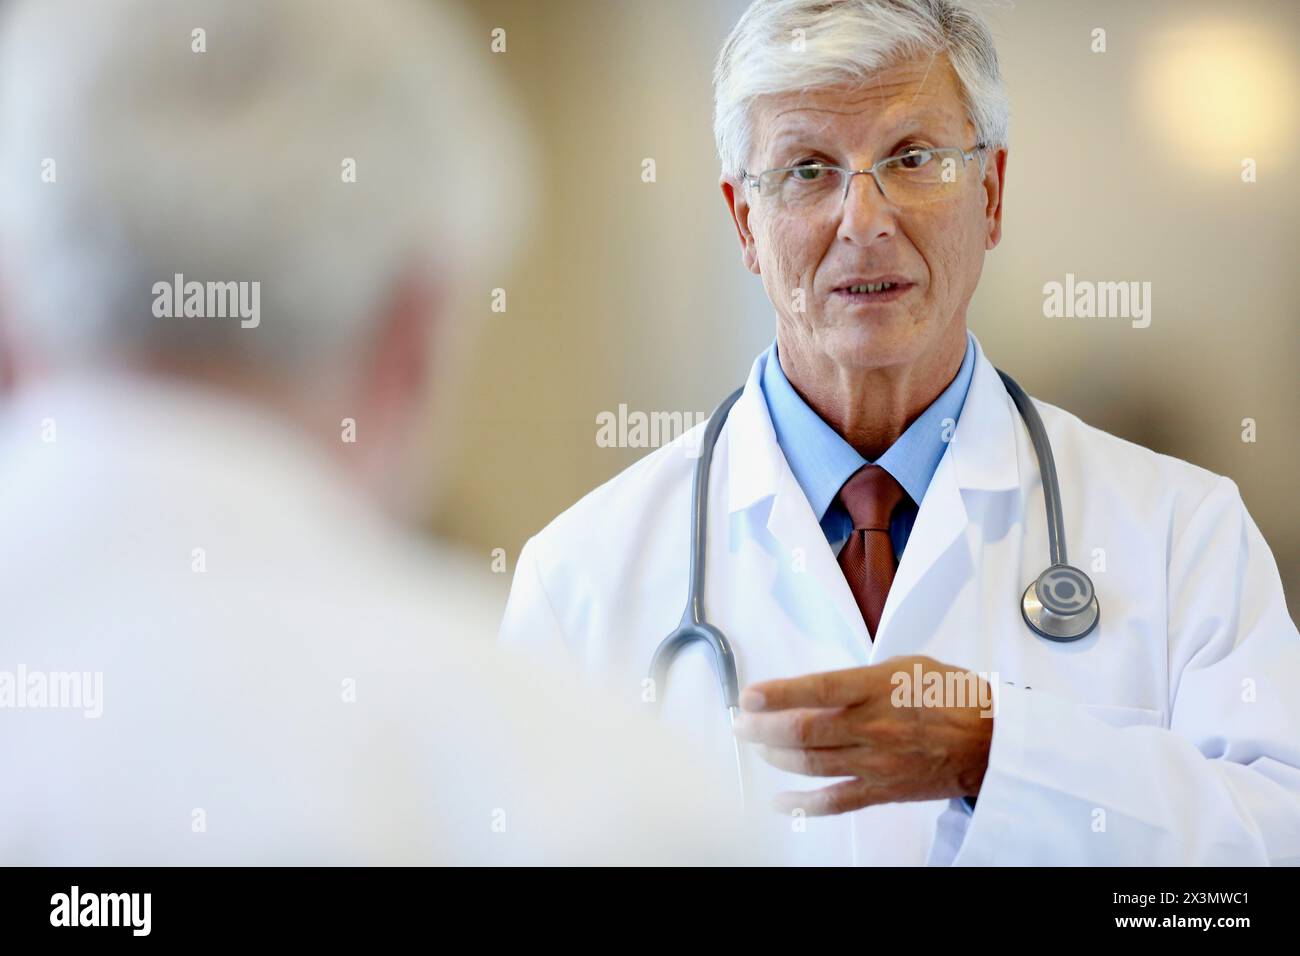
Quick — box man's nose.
[836,170,897,245]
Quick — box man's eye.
[791,163,826,181]
[897,148,934,170]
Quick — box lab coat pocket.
[1077,702,1166,729]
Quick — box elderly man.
[0,0,744,865]
[501,0,1300,865]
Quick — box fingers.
[773,779,887,817]
[756,744,868,777]
[740,665,877,712]
[733,707,863,748]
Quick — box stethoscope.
[647,369,1100,805]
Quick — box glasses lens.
[877,148,970,205]
[760,165,845,209]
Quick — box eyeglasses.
[742,143,988,211]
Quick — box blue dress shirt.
[760,331,976,560]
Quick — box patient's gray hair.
[713,0,1009,179]
[0,0,527,373]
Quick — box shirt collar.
[759,330,976,520]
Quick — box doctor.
[500,0,1300,865]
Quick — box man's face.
[724,53,1005,374]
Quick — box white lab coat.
[0,373,746,865]
[501,332,1300,865]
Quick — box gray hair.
[0,0,527,373]
[713,0,1009,179]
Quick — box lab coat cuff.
[947,680,1032,865]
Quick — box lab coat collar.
[725,351,784,515]
[727,330,1020,513]
[946,332,1021,494]
[875,332,1022,637]
[724,330,1023,649]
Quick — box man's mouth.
[832,280,915,302]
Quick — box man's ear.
[720,177,761,276]
[983,147,1007,250]
[364,266,437,435]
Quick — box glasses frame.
[742,142,989,209]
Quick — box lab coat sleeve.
[499,535,572,660]
[951,477,1300,865]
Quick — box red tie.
[836,464,909,638]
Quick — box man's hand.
[732,655,994,816]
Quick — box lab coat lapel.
[873,334,1022,652]
[721,335,1022,663]
[873,449,968,650]
[726,355,874,657]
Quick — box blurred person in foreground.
[0,0,744,865]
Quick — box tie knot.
[837,464,908,531]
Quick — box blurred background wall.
[431,0,1299,618]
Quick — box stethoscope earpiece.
[1021,564,1100,642]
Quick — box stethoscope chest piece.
[1021,563,1099,642]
